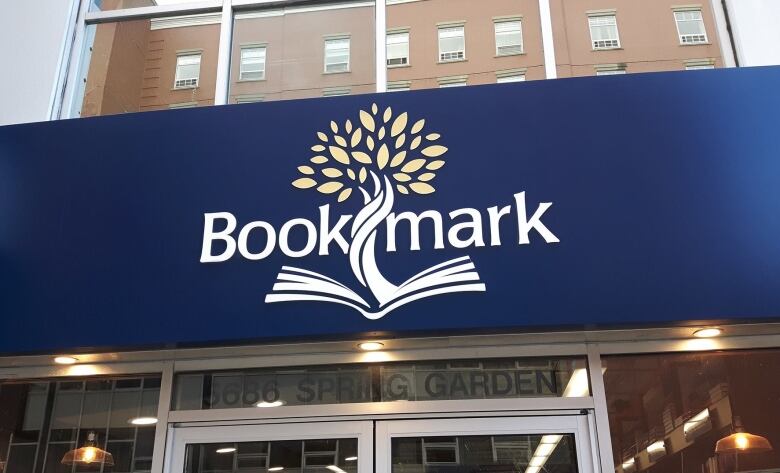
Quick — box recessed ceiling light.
[216,448,236,454]
[268,467,284,471]
[54,356,79,365]
[345,457,358,462]
[256,400,286,408]
[128,417,158,426]
[693,327,722,338]
[357,341,384,351]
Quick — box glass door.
[167,422,373,473]
[376,416,596,473]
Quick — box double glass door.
[168,415,596,473]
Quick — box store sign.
[1,67,780,353]
[200,361,574,409]
[201,104,559,319]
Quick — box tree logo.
[265,103,486,319]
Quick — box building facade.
[71,0,739,115]
[1,3,780,473]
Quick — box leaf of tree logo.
[291,103,447,200]
[266,103,485,319]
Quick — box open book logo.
[265,103,486,319]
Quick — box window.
[603,350,780,473]
[686,64,715,70]
[438,77,467,88]
[388,81,411,92]
[324,36,351,73]
[172,357,588,410]
[438,25,465,62]
[596,69,626,76]
[323,86,352,97]
[229,3,375,105]
[595,64,626,75]
[392,434,579,472]
[235,94,265,104]
[169,101,198,109]
[588,15,620,50]
[0,376,161,473]
[496,69,526,83]
[494,20,523,56]
[675,10,708,44]
[239,46,266,81]
[422,438,459,464]
[174,53,202,88]
[72,15,220,118]
[497,74,525,83]
[387,31,409,67]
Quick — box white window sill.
[237,78,266,83]
[387,63,411,69]
[172,86,199,91]
[592,47,623,51]
[679,41,711,46]
[495,52,525,58]
[438,58,467,64]
[323,70,351,75]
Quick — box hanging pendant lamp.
[61,431,115,466]
[715,417,773,454]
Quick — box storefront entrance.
[167,414,597,473]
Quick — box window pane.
[387,32,409,66]
[391,434,579,473]
[604,350,780,473]
[74,15,219,117]
[495,20,523,56]
[387,0,543,92]
[184,439,357,473]
[240,47,267,81]
[172,357,588,410]
[229,1,375,105]
[89,0,214,12]
[0,377,161,473]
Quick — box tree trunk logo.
[265,103,486,319]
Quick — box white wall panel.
[726,0,780,67]
[0,0,75,125]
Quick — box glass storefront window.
[0,376,161,473]
[172,357,588,410]
[67,0,735,118]
[391,434,578,473]
[229,1,376,104]
[73,14,220,117]
[603,350,780,473]
[183,439,358,473]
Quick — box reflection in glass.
[604,350,780,473]
[229,1,376,104]
[184,439,358,473]
[391,434,578,473]
[172,358,588,410]
[89,0,215,13]
[0,377,160,473]
[74,14,220,117]
[386,0,544,91]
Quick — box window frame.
[673,9,709,45]
[437,23,466,63]
[386,29,410,68]
[588,13,621,51]
[323,35,351,74]
[173,52,202,89]
[238,44,267,82]
[494,18,524,57]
